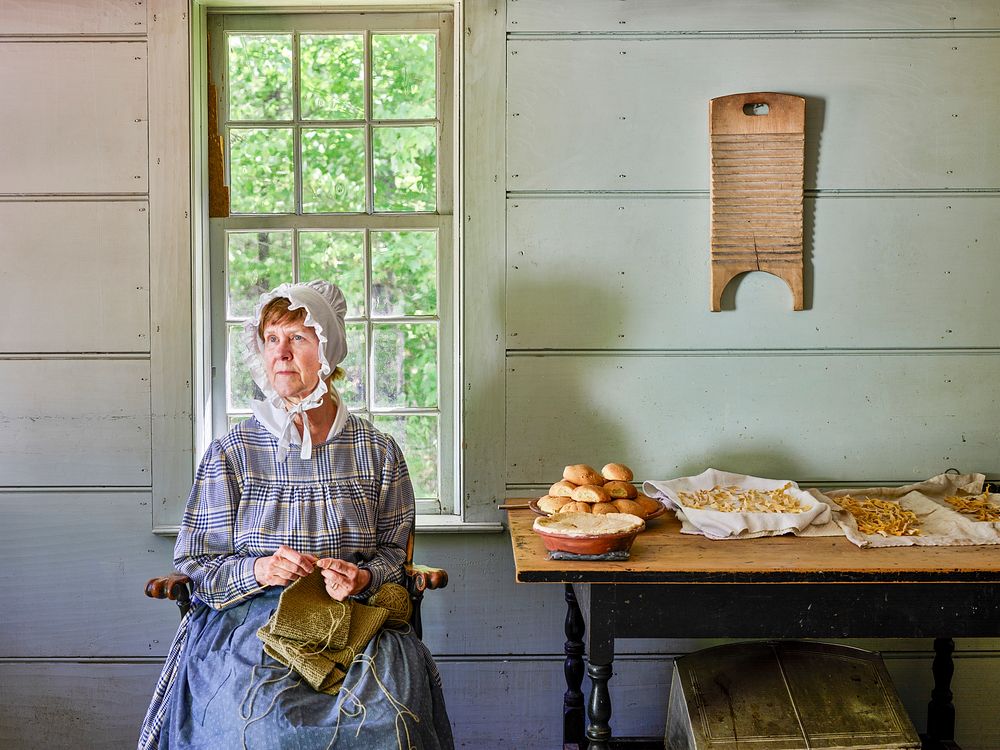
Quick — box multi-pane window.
[208,12,454,514]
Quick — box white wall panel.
[0,42,147,194]
[0,0,145,34]
[507,38,1000,191]
[506,353,1000,485]
[506,196,1000,349]
[0,359,151,486]
[0,662,164,750]
[0,201,149,353]
[0,492,177,657]
[507,0,1000,33]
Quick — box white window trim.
[173,0,505,535]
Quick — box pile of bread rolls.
[537,463,662,520]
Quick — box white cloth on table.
[644,468,834,540]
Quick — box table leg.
[563,583,586,750]
[586,661,613,749]
[926,637,956,744]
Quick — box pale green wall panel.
[505,353,999,485]
[0,359,151,486]
[506,196,1000,349]
[507,37,1000,191]
[507,0,1000,33]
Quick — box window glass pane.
[372,126,436,212]
[371,231,437,316]
[339,322,367,408]
[372,323,437,408]
[227,231,293,317]
[227,324,257,411]
[298,231,366,317]
[228,414,249,430]
[373,414,439,499]
[371,33,436,120]
[230,128,295,214]
[227,34,293,121]
[302,128,366,213]
[300,34,364,121]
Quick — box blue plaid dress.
[138,414,453,750]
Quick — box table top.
[507,504,1000,584]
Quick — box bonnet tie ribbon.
[276,402,314,462]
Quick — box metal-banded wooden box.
[665,641,920,750]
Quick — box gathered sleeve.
[173,440,264,610]
[359,434,415,596]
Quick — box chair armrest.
[145,573,192,601]
[403,563,448,592]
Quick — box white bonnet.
[241,280,349,459]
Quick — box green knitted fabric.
[259,568,351,649]
[257,570,413,695]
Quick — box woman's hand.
[253,545,317,587]
[316,558,371,601]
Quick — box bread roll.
[572,484,612,504]
[563,464,604,486]
[604,480,638,499]
[537,495,572,514]
[613,499,644,516]
[591,502,619,515]
[634,493,663,517]
[601,463,634,482]
[558,501,592,514]
[548,480,577,498]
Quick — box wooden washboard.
[709,93,805,311]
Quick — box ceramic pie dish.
[532,512,645,555]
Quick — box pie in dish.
[533,511,645,537]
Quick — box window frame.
[208,10,454,515]
[185,0,505,533]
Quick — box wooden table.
[507,506,1000,750]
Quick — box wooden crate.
[666,640,920,749]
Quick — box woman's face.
[261,319,323,403]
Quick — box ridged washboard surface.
[709,92,805,311]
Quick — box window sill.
[415,514,504,533]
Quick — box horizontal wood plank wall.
[0,492,178,657]
[0,359,152,486]
[0,41,148,194]
[0,0,146,34]
[506,353,999,486]
[507,196,999,349]
[0,201,150,352]
[506,0,1000,32]
[501,2,1000,748]
[507,38,1000,191]
[0,3,184,749]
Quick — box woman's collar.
[250,385,350,461]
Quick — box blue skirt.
[158,589,454,750]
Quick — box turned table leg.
[926,637,956,744]
[563,584,586,749]
[586,661,613,749]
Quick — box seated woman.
[139,280,454,750]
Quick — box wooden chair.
[145,533,447,639]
